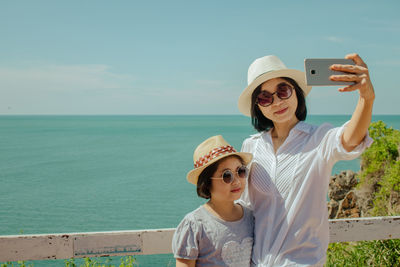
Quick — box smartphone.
[304,58,355,86]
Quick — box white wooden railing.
[1,216,400,262]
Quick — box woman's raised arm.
[330,53,375,152]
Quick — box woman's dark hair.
[196,155,244,199]
[250,77,307,132]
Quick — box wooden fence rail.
[1,216,400,262]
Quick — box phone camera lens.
[311,70,316,75]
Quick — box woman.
[238,54,374,266]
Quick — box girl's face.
[209,156,246,202]
[258,78,298,125]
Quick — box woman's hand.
[329,53,375,102]
[330,53,375,152]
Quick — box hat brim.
[238,69,312,117]
[186,152,253,185]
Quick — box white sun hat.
[238,55,312,117]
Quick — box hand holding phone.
[304,58,356,86]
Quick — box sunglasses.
[256,83,294,107]
[211,166,249,184]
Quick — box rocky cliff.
[328,167,400,219]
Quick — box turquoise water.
[0,115,399,266]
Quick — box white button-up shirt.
[240,121,373,267]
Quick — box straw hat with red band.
[238,55,312,117]
[187,135,253,185]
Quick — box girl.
[237,54,374,266]
[172,135,254,267]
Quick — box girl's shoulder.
[173,207,204,241]
[172,207,205,260]
[180,205,202,221]
[176,206,208,230]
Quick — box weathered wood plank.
[329,216,400,243]
[73,231,143,257]
[0,229,175,262]
[1,217,400,262]
[0,233,73,262]
[142,229,175,255]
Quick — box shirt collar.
[251,121,315,141]
[260,121,314,138]
[292,121,314,135]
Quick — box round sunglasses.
[256,82,293,107]
[211,166,249,184]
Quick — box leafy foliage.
[358,121,400,215]
[0,262,33,267]
[326,240,400,267]
[64,257,136,267]
[359,121,400,186]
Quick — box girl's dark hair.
[196,155,244,199]
[251,77,307,132]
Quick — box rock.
[341,191,356,209]
[328,171,361,219]
[328,199,339,219]
[329,170,357,201]
[339,207,360,218]
[389,191,400,214]
[355,177,379,217]
[336,191,360,218]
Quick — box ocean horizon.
[1,114,399,266]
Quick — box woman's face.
[258,78,298,124]
[209,156,246,203]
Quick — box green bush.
[326,240,400,267]
[373,160,400,216]
[359,121,400,185]
[359,121,400,216]
[0,262,33,267]
[64,256,136,267]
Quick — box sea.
[1,115,399,266]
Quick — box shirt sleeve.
[241,137,251,153]
[171,214,200,260]
[318,121,373,164]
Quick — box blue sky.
[1,1,399,115]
